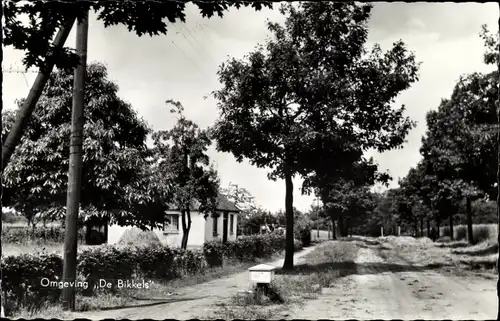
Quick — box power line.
[170,40,212,83]
[2,65,38,74]
[179,24,219,66]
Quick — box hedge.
[203,232,303,267]
[1,232,302,315]
[2,226,86,244]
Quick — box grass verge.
[204,241,359,320]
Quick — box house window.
[230,214,234,235]
[213,215,218,236]
[164,214,179,231]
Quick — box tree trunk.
[449,213,454,240]
[338,216,345,237]
[420,217,424,237]
[181,209,192,250]
[332,219,336,240]
[466,197,474,244]
[2,16,77,170]
[426,218,430,238]
[0,1,3,268]
[282,170,294,271]
[436,218,441,238]
[414,217,418,237]
[61,10,88,312]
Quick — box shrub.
[1,253,63,315]
[203,233,303,268]
[1,211,26,224]
[2,226,85,244]
[439,224,497,244]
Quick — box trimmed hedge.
[1,232,302,315]
[203,232,303,267]
[1,245,207,314]
[2,225,86,244]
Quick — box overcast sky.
[3,2,498,213]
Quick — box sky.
[3,2,498,213]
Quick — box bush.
[439,224,497,244]
[2,231,302,315]
[1,243,207,314]
[1,211,26,224]
[1,253,63,315]
[203,233,303,268]
[2,226,86,244]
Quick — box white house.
[85,194,240,248]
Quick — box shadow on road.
[435,242,469,249]
[452,244,498,257]
[94,296,204,311]
[275,261,453,277]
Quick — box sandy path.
[71,246,317,320]
[290,243,497,320]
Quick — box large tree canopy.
[2,63,168,228]
[414,26,498,242]
[210,2,420,269]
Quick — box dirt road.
[71,246,317,320]
[289,239,497,320]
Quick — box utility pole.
[61,9,89,311]
[496,4,500,320]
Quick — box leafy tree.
[2,0,273,173]
[418,27,498,243]
[153,100,220,250]
[2,63,168,229]
[4,1,273,71]
[220,183,260,235]
[210,2,419,270]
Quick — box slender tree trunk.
[420,217,424,237]
[426,218,430,238]
[466,197,474,244]
[436,218,441,238]
[0,1,3,272]
[414,217,418,237]
[61,11,88,311]
[338,216,345,237]
[332,219,336,240]
[181,209,192,250]
[2,16,77,170]
[449,213,454,240]
[282,170,294,271]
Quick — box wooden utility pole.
[2,16,76,171]
[61,9,89,311]
[496,4,500,320]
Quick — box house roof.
[167,193,240,213]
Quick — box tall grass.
[439,224,497,244]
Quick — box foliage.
[2,235,299,313]
[152,100,220,249]
[1,253,64,314]
[397,26,498,237]
[4,1,272,71]
[2,225,86,244]
[2,63,168,229]
[203,233,302,267]
[210,2,419,268]
[1,244,207,314]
